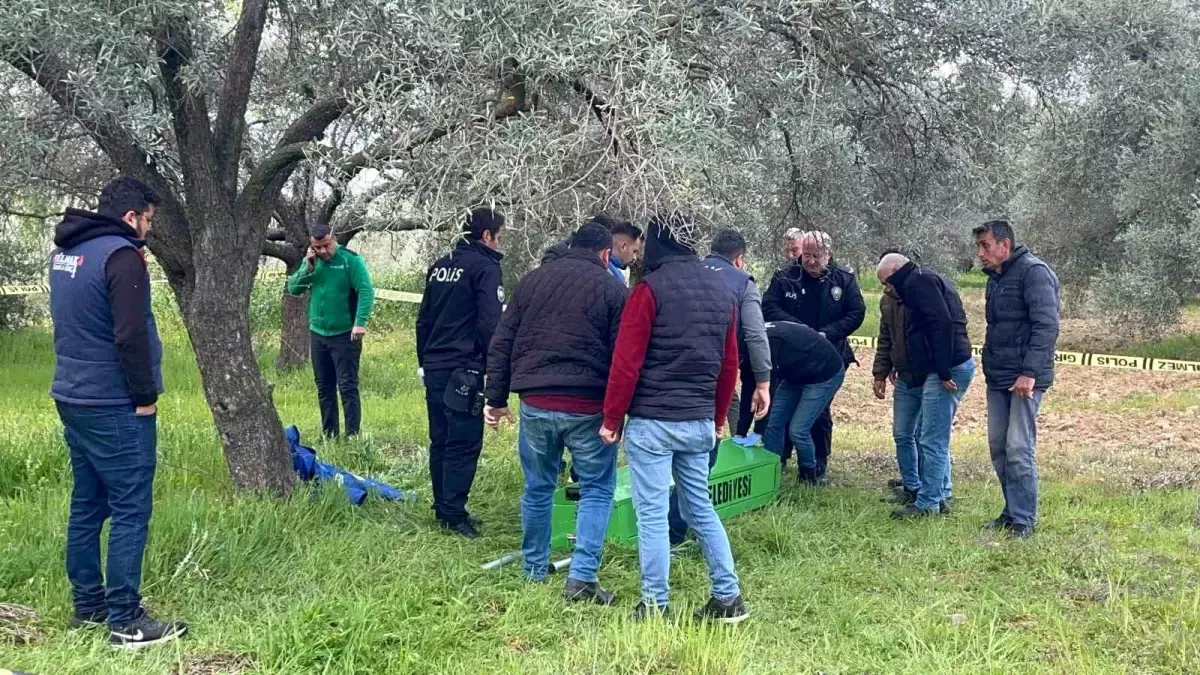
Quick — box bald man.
[876,254,974,520]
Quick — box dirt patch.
[0,603,39,645]
[175,652,256,675]
[831,350,1200,489]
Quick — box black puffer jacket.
[982,245,1061,390]
[485,248,629,407]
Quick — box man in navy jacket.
[50,176,187,648]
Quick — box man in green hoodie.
[288,223,376,438]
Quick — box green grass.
[1116,333,1200,363]
[1,286,1199,674]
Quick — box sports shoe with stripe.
[108,607,188,649]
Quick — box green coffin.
[550,440,781,550]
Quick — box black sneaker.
[939,501,952,515]
[890,504,942,520]
[984,516,1013,530]
[440,520,481,539]
[70,607,108,629]
[633,601,668,621]
[1008,523,1035,539]
[563,579,616,606]
[695,595,749,624]
[887,478,904,489]
[108,608,187,649]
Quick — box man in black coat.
[762,231,865,480]
[416,208,505,539]
[877,254,975,520]
[484,222,628,605]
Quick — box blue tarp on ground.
[286,426,417,505]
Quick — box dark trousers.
[311,331,362,438]
[734,361,757,437]
[423,368,484,525]
[667,439,720,546]
[57,402,156,626]
[812,406,833,477]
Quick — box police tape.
[4,280,1196,373]
[846,335,1200,373]
[0,271,290,297]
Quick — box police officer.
[415,208,505,539]
[762,230,865,482]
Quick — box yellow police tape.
[3,280,1195,373]
[845,335,1200,373]
[0,270,289,296]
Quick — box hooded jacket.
[49,208,163,406]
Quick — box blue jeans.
[913,359,974,511]
[625,417,740,606]
[666,440,718,546]
[57,402,157,626]
[894,380,954,499]
[987,389,1043,527]
[764,367,846,472]
[518,404,617,582]
[892,379,923,492]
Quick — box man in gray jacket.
[667,228,771,546]
[974,219,1061,539]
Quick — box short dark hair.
[879,246,902,261]
[463,207,505,241]
[973,219,1015,244]
[711,229,747,259]
[611,221,642,240]
[97,176,159,221]
[570,222,613,252]
[309,222,333,240]
[585,214,618,231]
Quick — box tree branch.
[153,18,218,202]
[0,207,62,220]
[235,95,353,232]
[335,216,427,247]
[4,42,192,276]
[262,239,301,264]
[573,78,620,155]
[213,0,270,193]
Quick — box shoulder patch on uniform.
[497,286,505,303]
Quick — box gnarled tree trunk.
[276,262,310,371]
[182,284,295,493]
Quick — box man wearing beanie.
[601,211,748,623]
[483,221,629,604]
[416,207,506,539]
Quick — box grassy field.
[0,283,1198,674]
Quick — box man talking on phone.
[287,222,376,438]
